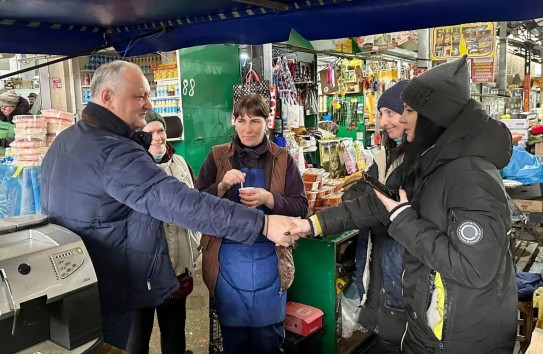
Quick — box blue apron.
[216,168,286,326]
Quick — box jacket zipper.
[438,275,447,351]
[146,227,162,290]
[400,321,408,352]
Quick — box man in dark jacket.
[40,61,299,350]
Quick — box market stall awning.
[0,0,542,56]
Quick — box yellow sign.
[430,22,496,60]
[334,38,360,54]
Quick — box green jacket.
[0,121,15,157]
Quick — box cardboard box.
[536,143,543,159]
[507,183,543,200]
[501,118,529,130]
[527,328,543,353]
[520,111,538,120]
[513,199,543,213]
[284,301,324,336]
[508,128,529,141]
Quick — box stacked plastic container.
[9,115,48,167]
[42,109,74,146]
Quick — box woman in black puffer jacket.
[292,56,516,354]
[374,56,516,353]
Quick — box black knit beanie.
[145,110,167,130]
[402,55,470,128]
[377,80,410,114]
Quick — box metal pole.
[523,45,532,112]
[417,29,431,70]
[498,22,508,95]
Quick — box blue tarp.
[0,165,41,218]
[0,0,541,56]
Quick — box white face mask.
[152,145,166,163]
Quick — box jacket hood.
[420,99,512,177]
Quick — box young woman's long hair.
[382,132,407,173]
[397,114,445,200]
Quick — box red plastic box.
[284,301,324,336]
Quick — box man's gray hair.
[90,60,142,98]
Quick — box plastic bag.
[342,140,358,174]
[0,164,41,218]
[340,279,366,338]
[501,146,543,184]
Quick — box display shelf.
[150,95,180,101]
[155,77,179,83]
[74,53,162,114]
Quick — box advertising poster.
[356,31,416,51]
[430,22,496,60]
[471,58,495,83]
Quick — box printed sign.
[51,77,62,88]
[356,31,416,51]
[471,58,495,83]
[430,22,496,60]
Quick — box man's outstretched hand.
[265,215,304,247]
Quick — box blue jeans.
[101,310,133,350]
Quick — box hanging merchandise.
[304,84,319,115]
[342,140,358,175]
[268,86,277,129]
[233,69,271,102]
[281,97,290,126]
[320,62,339,95]
[274,55,301,130]
[287,98,301,128]
[232,69,274,127]
[274,55,297,98]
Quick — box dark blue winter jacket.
[41,103,264,312]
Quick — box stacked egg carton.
[42,109,75,146]
[10,115,48,167]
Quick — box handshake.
[264,215,314,248]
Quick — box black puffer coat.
[313,100,516,353]
[389,99,516,353]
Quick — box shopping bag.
[232,69,273,126]
[233,70,271,103]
